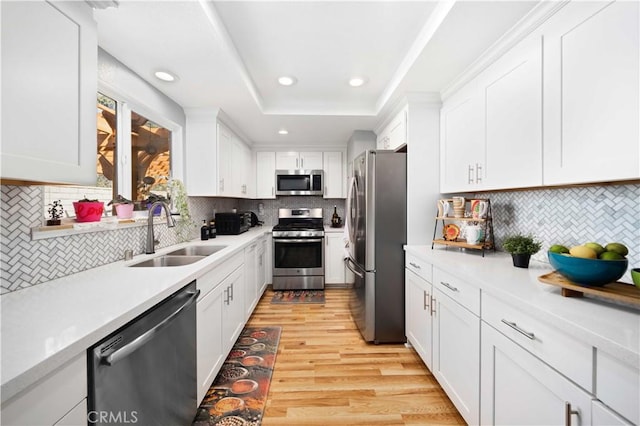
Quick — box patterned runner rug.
[270,290,325,304]
[193,327,282,426]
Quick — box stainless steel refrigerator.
[345,150,407,343]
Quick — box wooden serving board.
[538,271,640,307]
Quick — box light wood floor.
[246,287,466,425]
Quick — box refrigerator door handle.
[344,257,364,279]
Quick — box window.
[43,93,176,219]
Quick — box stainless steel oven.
[272,208,325,290]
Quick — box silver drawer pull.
[565,402,580,426]
[423,291,430,310]
[440,281,459,292]
[501,319,535,340]
[409,262,421,269]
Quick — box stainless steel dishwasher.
[88,282,199,426]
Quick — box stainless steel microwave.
[275,169,324,196]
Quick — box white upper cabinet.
[185,109,253,198]
[377,107,407,150]
[440,33,543,193]
[322,151,344,198]
[543,0,639,185]
[275,151,323,170]
[440,81,484,193]
[1,0,97,185]
[255,151,276,199]
[480,33,543,190]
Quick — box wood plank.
[247,288,466,425]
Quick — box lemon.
[569,245,597,259]
[549,244,570,254]
[584,242,605,256]
[599,251,625,260]
[605,243,628,257]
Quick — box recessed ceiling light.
[349,77,366,87]
[278,76,297,86]
[154,70,177,82]
[278,129,289,135]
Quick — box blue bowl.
[548,251,628,286]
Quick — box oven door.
[273,237,324,276]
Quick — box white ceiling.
[94,0,539,147]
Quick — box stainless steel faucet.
[146,201,176,254]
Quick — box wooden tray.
[538,271,640,307]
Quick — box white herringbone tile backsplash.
[2,183,638,293]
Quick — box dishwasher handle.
[102,289,200,366]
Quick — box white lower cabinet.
[325,233,346,284]
[592,400,633,426]
[481,322,592,426]
[244,242,258,319]
[596,349,639,425]
[432,287,480,425]
[1,353,87,426]
[257,238,267,295]
[405,268,433,368]
[55,399,87,426]
[196,251,245,403]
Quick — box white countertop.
[0,227,270,403]
[405,246,640,368]
[324,225,345,233]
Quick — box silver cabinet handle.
[301,158,304,168]
[565,402,579,426]
[501,319,535,340]
[476,163,482,183]
[102,290,200,366]
[296,158,299,168]
[229,283,234,301]
[430,295,436,316]
[423,291,430,311]
[409,262,421,269]
[468,165,474,184]
[224,287,230,305]
[440,281,459,292]
[272,186,274,196]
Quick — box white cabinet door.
[256,151,276,198]
[222,266,245,353]
[432,288,480,425]
[592,400,633,426]
[440,81,483,193]
[543,0,640,184]
[257,238,267,295]
[217,123,234,196]
[1,0,97,185]
[323,151,344,198]
[481,322,592,426]
[235,139,252,197]
[387,108,408,150]
[244,243,258,318]
[325,233,346,284]
[275,151,300,169]
[481,33,543,190]
[300,152,323,169]
[405,268,433,369]
[196,281,225,403]
[55,399,87,426]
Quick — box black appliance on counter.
[215,212,250,235]
[272,208,324,290]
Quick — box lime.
[584,242,605,256]
[549,244,569,254]
[605,243,628,257]
[599,251,625,260]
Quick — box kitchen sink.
[166,245,227,257]
[129,255,206,268]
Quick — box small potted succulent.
[46,200,64,226]
[72,196,104,223]
[502,234,541,268]
[108,194,134,219]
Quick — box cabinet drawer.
[482,291,592,391]
[197,251,244,297]
[405,253,432,283]
[596,350,639,425]
[2,353,87,426]
[432,267,480,315]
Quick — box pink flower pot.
[115,203,134,219]
[73,201,104,222]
